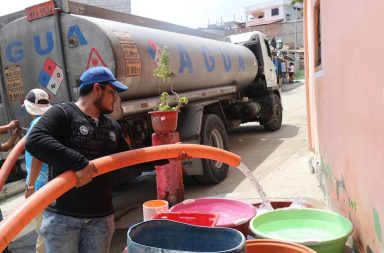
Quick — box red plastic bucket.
[153,212,219,227]
[170,198,256,236]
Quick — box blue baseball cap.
[79,67,128,93]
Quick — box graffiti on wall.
[319,148,384,253]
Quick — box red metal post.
[151,132,184,206]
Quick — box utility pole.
[294,19,298,65]
[294,19,297,51]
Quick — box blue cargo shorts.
[41,211,115,253]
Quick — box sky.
[0,0,266,29]
[131,0,263,28]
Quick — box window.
[314,1,321,67]
[264,39,272,58]
[286,14,291,21]
[253,11,264,19]
[271,8,279,16]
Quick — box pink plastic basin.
[170,198,257,235]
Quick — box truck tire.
[262,94,283,131]
[194,114,229,184]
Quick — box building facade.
[74,0,131,14]
[305,1,384,252]
[225,20,304,49]
[245,0,303,27]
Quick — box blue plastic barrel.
[127,219,246,253]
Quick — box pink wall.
[305,0,384,252]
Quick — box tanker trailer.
[0,0,282,184]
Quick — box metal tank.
[0,12,258,121]
[0,13,72,126]
[61,14,259,100]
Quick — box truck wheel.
[194,114,229,184]
[262,94,283,131]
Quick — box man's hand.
[11,128,19,138]
[75,162,98,187]
[25,188,34,199]
[7,120,19,131]
[178,151,191,161]
[0,128,19,151]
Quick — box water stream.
[237,162,274,211]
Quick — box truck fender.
[178,100,227,142]
[178,101,230,184]
[177,101,213,176]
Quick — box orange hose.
[0,136,26,191]
[0,144,240,250]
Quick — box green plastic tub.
[249,208,353,253]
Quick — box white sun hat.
[23,89,51,116]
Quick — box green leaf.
[152,46,189,111]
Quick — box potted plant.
[149,47,188,133]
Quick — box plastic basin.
[249,208,353,253]
[127,219,246,252]
[246,239,316,253]
[170,197,256,236]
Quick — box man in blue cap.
[26,67,129,253]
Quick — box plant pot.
[149,110,179,133]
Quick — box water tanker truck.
[0,0,282,184]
